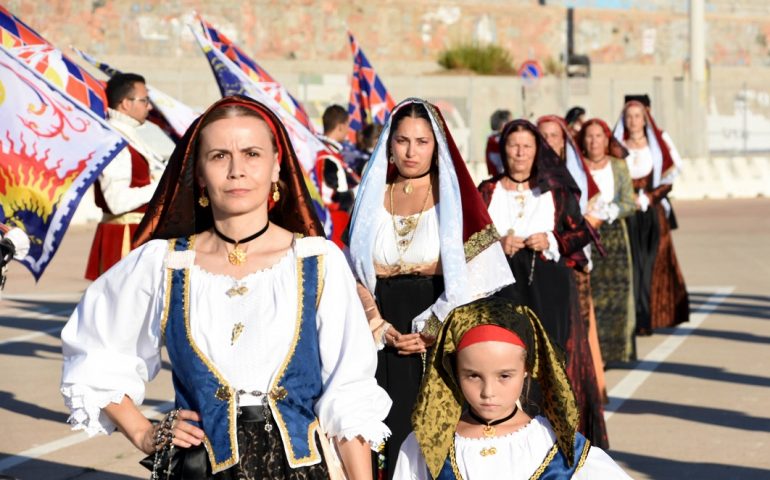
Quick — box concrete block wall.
[673,156,770,200]
[6,0,770,69]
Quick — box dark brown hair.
[386,102,439,166]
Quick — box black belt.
[238,405,266,423]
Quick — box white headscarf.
[347,98,513,327]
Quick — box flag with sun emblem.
[0,46,125,279]
[0,5,107,118]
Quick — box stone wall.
[6,0,770,70]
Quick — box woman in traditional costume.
[347,98,513,479]
[577,118,637,364]
[478,119,608,448]
[613,100,689,334]
[60,96,391,479]
[393,298,631,479]
[537,115,607,400]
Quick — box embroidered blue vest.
[435,432,590,479]
[162,236,325,473]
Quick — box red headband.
[457,325,526,352]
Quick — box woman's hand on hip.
[140,409,205,454]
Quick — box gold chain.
[389,180,433,267]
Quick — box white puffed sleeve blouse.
[61,236,391,447]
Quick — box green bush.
[438,43,515,75]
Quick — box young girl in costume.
[394,298,631,479]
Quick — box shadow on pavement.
[0,456,141,479]
[613,398,770,433]
[689,292,770,321]
[0,299,75,337]
[0,341,61,359]
[609,360,770,388]
[0,391,171,423]
[611,450,770,480]
[1,299,77,316]
[687,328,770,345]
[0,315,64,338]
[0,391,68,423]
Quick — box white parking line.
[0,286,736,472]
[0,401,174,473]
[604,286,735,420]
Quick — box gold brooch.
[269,386,288,401]
[230,322,245,345]
[215,386,231,401]
[226,285,248,297]
[480,446,497,457]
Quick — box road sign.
[518,60,542,86]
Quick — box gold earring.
[271,182,280,202]
[198,188,209,207]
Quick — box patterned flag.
[0,5,107,118]
[0,46,126,279]
[191,28,331,233]
[347,31,396,142]
[198,15,316,133]
[72,47,199,140]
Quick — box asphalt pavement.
[0,198,768,479]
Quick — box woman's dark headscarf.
[133,95,324,245]
[499,119,580,197]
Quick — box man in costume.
[84,73,163,280]
[315,104,358,246]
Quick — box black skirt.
[495,249,609,449]
[143,406,329,480]
[495,248,572,350]
[625,207,660,333]
[374,274,444,480]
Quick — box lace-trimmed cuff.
[335,422,392,450]
[60,384,129,436]
[543,232,561,262]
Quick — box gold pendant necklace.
[390,180,433,266]
[397,168,432,195]
[212,221,270,267]
[227,246,247,266]
[467,405,519,439]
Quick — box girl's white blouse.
[60,236,391,446]
[394,416,632,479]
